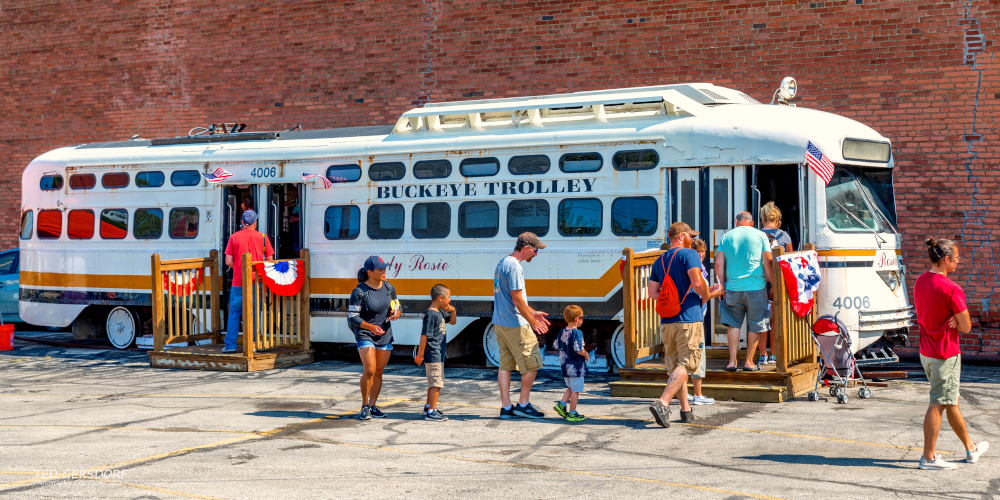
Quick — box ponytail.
[357,268,368,283]
[925,237,956,264]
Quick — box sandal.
[743,364,759,371]
[726,365,738,372]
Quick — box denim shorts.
[357,340,393,351]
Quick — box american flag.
[805,141,835,185]
[302,172,333,188]
[201,167,233,184]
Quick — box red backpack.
[655,249,693,318]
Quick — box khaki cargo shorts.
[921,354,961,406]
[660,321,704,375]
[425,362,445,389]
[495,324,543,372]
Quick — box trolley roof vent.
[149,123,293,146]
[393,83,758,134]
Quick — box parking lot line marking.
[292,436,790,500]
[0,407,379,494]
[0,424,249,434]
[0,392,949,455]
[88,477,227,500]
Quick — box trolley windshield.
[825,166,897,233]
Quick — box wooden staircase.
[614,246,820,403]
[610,350,819,403]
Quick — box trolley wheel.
[807,392,819,402]
[837,393,849,404]
[482,323,500,368]
[859,388,871,399]
[829,386,838,397]
[106,307,138,349]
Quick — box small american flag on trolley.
[201,167,233,184]
[805,141,835,185]
[302,172,333,188]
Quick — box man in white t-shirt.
[492,232,550,419]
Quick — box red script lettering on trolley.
[382,255,452,278]
[876,252,898,269]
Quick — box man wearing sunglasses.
[492,232,551,419]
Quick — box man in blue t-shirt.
[647,222,722,428]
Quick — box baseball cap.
[363,255,389,271]
[241,209,258,226]
[516,232,547,250]
[667,222,699,238]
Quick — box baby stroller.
[807,312,871,404]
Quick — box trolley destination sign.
[375,178,598,200]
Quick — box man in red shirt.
[223,209,274,353]
[913,237,988,470]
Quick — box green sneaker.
[565,411,586,422]
[553,401,569,418]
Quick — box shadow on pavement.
[738,453,910,469]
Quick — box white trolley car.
[19,81,911,367]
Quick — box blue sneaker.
[499,406,516,419]
[758,355,767,365]
[358,405,372,421]
[767,355,777,365]
[512,402,544,419]
[370,405,387,418]
[221,347,238,353]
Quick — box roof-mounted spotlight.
[770,77,797,106]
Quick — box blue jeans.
[225,286,256,350]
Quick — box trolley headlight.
[877,270,899,292]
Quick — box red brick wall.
[2,1,997,354]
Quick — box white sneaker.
[918,455,957,470]
[967,441,990,463]
[670,394,694,404]
[691,395,715,405]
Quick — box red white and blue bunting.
[163,268,204,296]
[777,251,821,317]
[254,259,305,296]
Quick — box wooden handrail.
[622,247,667,368]
[771,244,819,373]
[241,249,311,358]
[151,250,222,351]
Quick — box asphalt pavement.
[1,334,998,499]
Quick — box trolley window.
[559,153,603,173]
[367,204,405,239]
[459,201,499,238]
[413,160,451,179]
[40,175,63,191]
[509,155,551,175]
[102,172,130,189]
[327,164,362,183]
[67,210,95,239]
[460,158,500,178]
[368,162,406,182]
[611,196,657,236]
[100,209,129,239]
[412,202,451,239]
[324,205,361,240]
[37,210,61,239]
[612,150,658,171]
[507,199,549,237]
[168,208,199,239]
[69,174,96,190]
[19,210,33,240]
[558,198,602,236]
[136,171,165,188]
[171,170,201,187]
[133,208,162,239]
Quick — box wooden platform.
[148,344,314,372]
[609,351,819,403]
